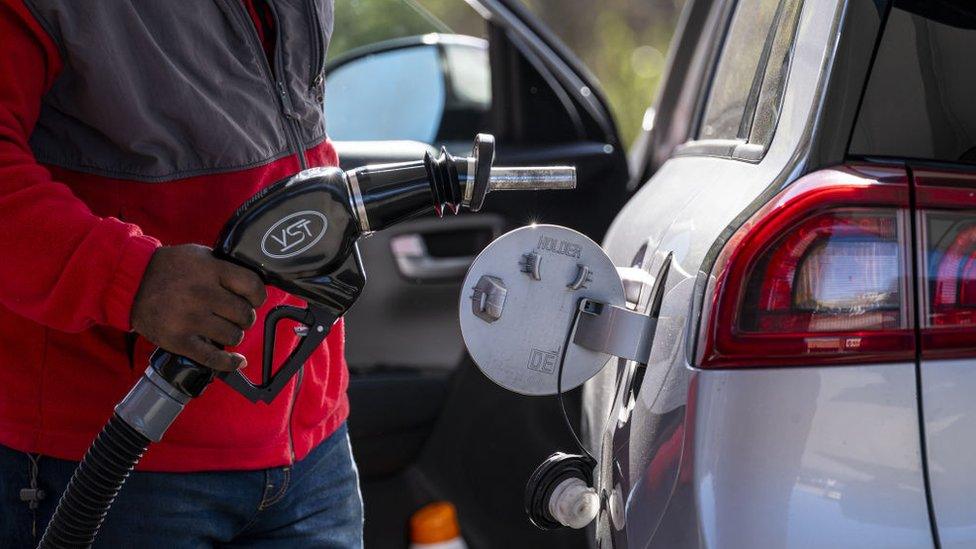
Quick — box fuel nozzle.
[345,133,576,233]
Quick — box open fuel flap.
[458,224,670,530]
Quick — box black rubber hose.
[38,414,151,548]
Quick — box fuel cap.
[459,225,624,396]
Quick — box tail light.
[699,166,915,368]
[916,169,976,358]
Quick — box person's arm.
[0,0,160,333]
[0,1,265,371]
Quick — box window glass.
[699,0,802,145]
[333,1,690,147]
[326,46,446,141]
[329,0,485,60]
[849,4,976,164]
[326,1,488,143]
[746,0,803,146]
[519,0,686,146]
[700,0,781,141]
[444,41,490,107]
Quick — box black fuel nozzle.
[346,133,576,233]
[143,134,576,405]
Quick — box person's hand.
[131,244,267,371]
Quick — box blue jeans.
[0,424,363,548]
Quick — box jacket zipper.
[305,0,326,91]
[229,0,307,463]
[231,0,308,171]
[264,1,307,461]
[266,1,308,171]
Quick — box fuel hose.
[38,352,213,548]
[37,415,150,548]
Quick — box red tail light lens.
[915,169,976,358]
[930,220,976,326]
[699,166,915,368]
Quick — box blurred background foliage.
[329,0,686,147]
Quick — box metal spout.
[488,166,577,191]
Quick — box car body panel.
[693,365,931,548]
[584,0,938,546]
[921,359,976,549]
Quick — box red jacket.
[0,0,348,472]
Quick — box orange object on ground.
[410,502,462,544]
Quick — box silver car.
[588,0,976,547]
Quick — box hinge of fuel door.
[573,253,671,365]
[573,299,657,365]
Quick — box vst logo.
[261,211,328,259]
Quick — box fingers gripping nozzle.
[346,133,576,233]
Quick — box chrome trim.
[115,368,190,442]
[463,155,476,207]
[488,166,576,190]
[345,171,370,233]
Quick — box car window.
[327,46,448,141]
[518,0,686,147]
[848,2,976,165]
[329,0,485,60]
[745,0,803,146]
[325,1,487,142]
[699,0,803,148]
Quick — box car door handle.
[390,233,475,280]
